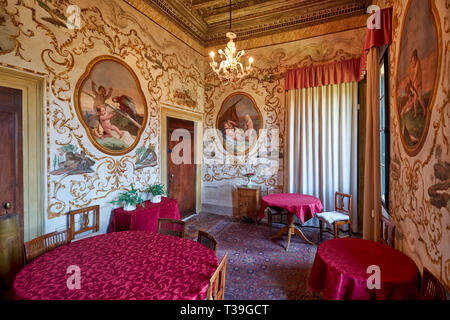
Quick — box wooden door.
[167,117,196,219]
[0,86,23,241]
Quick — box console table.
[109,197,181,233]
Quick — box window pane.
[380,97,385,130]
[380,64,385,99]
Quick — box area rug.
[185,212,338,300]
[213,220,335,300]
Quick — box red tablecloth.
[109,197,180,233]
[259,193,324,223]
[308,238,420,300]
[11,231,218,300]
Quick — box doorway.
[167,117,196,218]
[161,106,203,219]
[0,86,24,241]
[0,68,45,242]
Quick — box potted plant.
[110,184,145,211]
[244,173,255,186]
[146,183,167,203]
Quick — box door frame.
[0,67,45,241]
[161,106,203,214]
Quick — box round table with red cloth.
[109,197,180,233]
[11,231,218,300]
[308,238,420,300]
[260,193,324,250]
[259,193,324,222]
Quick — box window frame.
[379,48,390,211]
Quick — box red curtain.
[359,7,393,79]
[285,7,392,90]
[285,58,361,91]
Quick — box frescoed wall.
[386,0,449,290]
[202,28,366,216]
[0,0,204,234]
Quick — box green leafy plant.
[110,184,145,208]
[146,183,167,196]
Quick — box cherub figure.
[91,80,112,112]
[223,119,238,139]
[96,105,124,139]
[401,50,426,119]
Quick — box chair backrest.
[157,218,186,238]
[24,230,70,264]
[267,186,283,195]
[68,205,100,241]
[335,192,352,216]
[197,230,218,252]
[421,267,446,300]
[207,252,228,300]
[380,215,396,248]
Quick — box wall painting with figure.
[216,92,262,156]
[396,0,441,156]
[74,56,148,155]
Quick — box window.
[379,51,390,210]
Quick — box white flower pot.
[151,195,162,203]
[123,203,137,211]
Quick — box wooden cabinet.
[237,186,261,224]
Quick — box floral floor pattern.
[186,212,334,300]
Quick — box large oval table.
[11,231,218,300]
[308,238,420,300]
[259,193,324,251]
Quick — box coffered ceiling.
[133,0,371,46]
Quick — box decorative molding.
[137,0,370,47]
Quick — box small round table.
[259,193,324,251]
[11,231,218,300]
[308,238,420,300]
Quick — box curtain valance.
[285,7,392,90]
[359,7,393,79]
[285,58,361,91]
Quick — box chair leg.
[348,221,352,238]
[334,223,339,239]
[268,214,272,231]
[319,220,323,242]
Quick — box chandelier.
[209,0,253,83]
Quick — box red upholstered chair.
[157,218,186,238]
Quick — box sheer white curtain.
[286,82,359,231]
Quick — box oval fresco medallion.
[74,56,148,155]
[216,92,262,156]
[395,0,441,156]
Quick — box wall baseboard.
[201,203,233,216]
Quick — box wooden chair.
[197,230,218,252]
[264,186,288,230]
[207,252,228,300]
[380,215,396,248]
[421,267,447,300]
[157,218,186,238]
[68,205,100,242]
[24,230,70,264]
[316,192,352,241]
